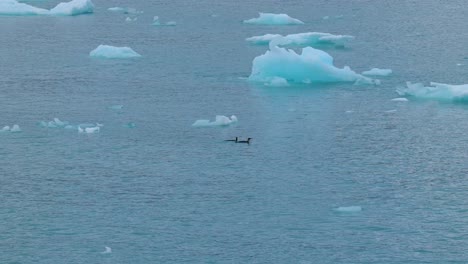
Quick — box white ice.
[362,68,392,76]
[101,246,112,254]
[391,97,408,102]
[153,16,176,26]
[246,32,354,48]
[89,45,141,59]
[192,115,238,127]
[243,12,304,25]
[249,45,373,85]
[334,206,362,212]
[397,82,468,102]
[0,0,94,16]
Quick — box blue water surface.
[2,0,468,263]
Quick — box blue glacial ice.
[0,0,94,16]
[89,45,141,59]
[397,82,468,102]
[362,68,393,76]
[192,115,238,127]
[108,7,141,14]
[243,13,304,25]
[249,45,374,85]
[246,32,354,48]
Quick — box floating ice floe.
[125,17,137,22]
[101,246,112,254]
[0,0,94,16]
[152,16,176,26]
[334,206,362,213]
[391,97,408,102]
[246,32,354,48]
[78,125,100,133]
[39,118,71,128]
[243,13,304,25]
[192,115,238,127]
[397,82,468,102]
[362,68,392,76]
[108,7,141,14]
[249,45,376,86]
[1,124,21,133]
[89,45,141,59]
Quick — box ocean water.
[2,0,468,263]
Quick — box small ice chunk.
[10,124,21,132]
[246,32,354,48]
[362,68,392,76]
[384,109,397,113]
[109,105,123,110]
[126,122,136,128]
[78,126,100,133]
[243,13,304,25]
[322,16,329,20]
[334,206,362,212]
[1,126,10,132]
[101,246,112,254]
[391,97,408,102]
[125,17,132,22]
[165,21,176,26]
[345,110,354,113]
[89,45,141,59]
[192,115,238,127]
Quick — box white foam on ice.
[397,82,468,102]
[249,45,373,85]
[243,13,304,25]
[246,32,354,48]
[0,0,93,16]
[89,45,141,59]
[334,206,362,212]
[192,115,238,127]
[362,68,392,76]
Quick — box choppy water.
[2,0,468,263]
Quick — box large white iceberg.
[249,45,373,85]
[362,68,392,76]
[0,0,93,16]
[397,82,468,102]
[243,13,304,25]
[246,32,354,48]
[89,45,141,59]
[192,115,238,127]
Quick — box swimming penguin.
[236,138,252,144]
[225,137,238,142]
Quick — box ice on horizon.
[89,45,141,59]
[362,68,392,76]
[0,0,94,16]
[248,45,374,85]
[397,82,468,102]
[192,115,238,127]
[243,13,304,25]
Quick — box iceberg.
[334,206,362,213]
[243,13,304,25]
[249,45,373,85]
[362,68,392,76]
[192,115,238,127]
[0,0,93,16]
[246,32,354,48]
[397,82,468,102]
[89,45,141,59]
[0,124,21,133]
[39,118,70,128]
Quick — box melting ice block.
[192,115,238,127]
[249,45,373,85]
[0,0,93,16]
[89,45,141,59]
[334,206,362,212]
[397,82,468,102]
[246,32,354,48]
[243,13,304,25]
[362,68,392,76]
